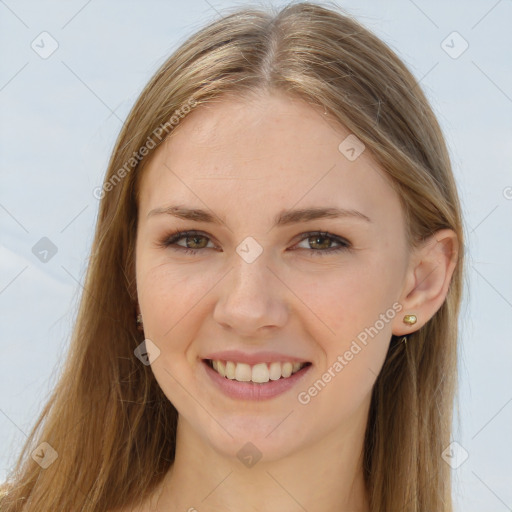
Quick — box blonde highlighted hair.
[1,2,464,510]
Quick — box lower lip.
[202,360,312,401]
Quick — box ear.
[392,229,459,336]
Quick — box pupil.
[311,235,329,249]
[189,236,205,248]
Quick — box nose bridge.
[213,248,288,334]
[231,252,271,299]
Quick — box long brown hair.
[1,2,464,510]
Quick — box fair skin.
[128,90,458,512]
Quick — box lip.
[202,350,311,365]
[201,359,312,400]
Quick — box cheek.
[294,273,395,424]
[138,266,207,339]
[137,235,198,301]
[292,256,402,344]
[136,266,209,404]
[290,257,401,403]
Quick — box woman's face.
[135,91,412,461]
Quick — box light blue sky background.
[1,1,511,510]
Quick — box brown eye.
[307,234,333,250]
[158,230,215,255]
[180,234,209,249]
[294,231,351,256]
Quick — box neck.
[150,405,371,512]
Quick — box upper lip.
[203,350,311,365]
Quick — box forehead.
[138,91,401,228]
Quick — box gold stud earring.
[403,314,417,326]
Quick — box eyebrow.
[147,205,371,226]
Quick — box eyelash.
[156,229,351,257]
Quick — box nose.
[212,255,289,337]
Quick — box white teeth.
[209,359,308,383]
[217,360,226,377]
[281,362,293,378]
[269,362,282,381]
[234,363,252,382]
[252,363,270,383]
[225,361,236,379]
